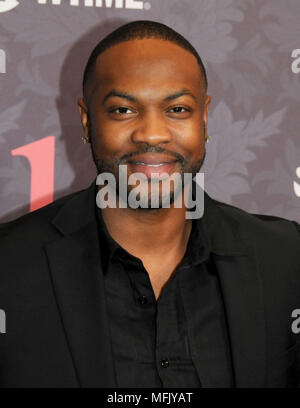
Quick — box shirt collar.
[51,177,246,260]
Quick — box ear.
[77,97,91,143]
[203,95,211,127]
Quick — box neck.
[99,188,192,261]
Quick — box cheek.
[175,121,205,158]
[90,116,129,156]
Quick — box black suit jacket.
[0,178,300,388]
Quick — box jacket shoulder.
[213,200,300,241]
[0,188,85,240]
[213,199,300,249]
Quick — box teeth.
[135,162,165,167]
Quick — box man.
[0,20,300,388]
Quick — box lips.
[127,155,179,178]
[127,154,178,165]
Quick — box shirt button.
[137,295,148,305]
[160,359,169,368]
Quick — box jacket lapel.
[203,191,267,387]
[44,180,116,387]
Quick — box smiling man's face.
[78,38,211,208]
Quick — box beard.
[90,136,206,211]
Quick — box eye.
[109,107,135,115]
[167,106,192,118]
[169,106,189,113]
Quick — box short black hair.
[82,20,207,102]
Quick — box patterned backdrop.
[0,0,299,223]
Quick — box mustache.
[118,146,185,165]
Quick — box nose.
[131,110,172,146]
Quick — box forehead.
[88,39,204,102]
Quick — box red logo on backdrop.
[11,136,55,212]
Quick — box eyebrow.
[102,88,197,105]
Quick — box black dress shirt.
[96,205,234,388]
